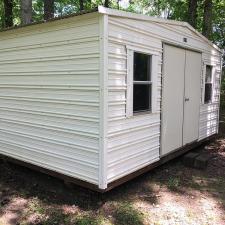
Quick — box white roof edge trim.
[98,6,222,53]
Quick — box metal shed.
[0,6,222,191]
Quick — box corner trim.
[99,14,109,189]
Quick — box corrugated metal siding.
[106,15,221,183]
[0,13,100,185]
[107,17,162,183]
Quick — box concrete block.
[183,152,200,167]
[194,153,212,170]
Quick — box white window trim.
[202,63,215,105]
[126,46,158,117]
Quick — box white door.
[183,50,201,145]
[161,45,185,156]
[161,45,201,156]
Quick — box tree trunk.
[44,0,54,21]
[202,0,213,39]
[79,0,84,11]
[187,0,198,28]
[20,0,32,25]
[3,0,13,27]
[104,0,109,8]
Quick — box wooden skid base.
[0,155,100,192]
[0,135,216,193]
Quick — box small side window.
[204,65,213,104]
[133,52,152,113]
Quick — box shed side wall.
[199,53,221,140]
[0,13,100,185]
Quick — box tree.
[79,0,84,10]
[202,0,213,39]
[20,0,32,25]
[211,0,225,48]
[3,0,13,27]
[44,0,54,20]
[104,0,110,7]
[187,0,198,28]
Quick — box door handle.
[185,97,189,102]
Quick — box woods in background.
[0,0,224,49]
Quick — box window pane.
[134,52,151,81]
[133,84,151,112]
[205,65,212,83]
[204,83,212,103]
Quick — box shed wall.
[107,16,162,183]
[0,13,101,185]
[199,53,221,140]
[106,15,221,184]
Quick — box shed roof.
[0,6,221,53]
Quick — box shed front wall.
[106,15,221,184]
[107,16,162,183]
[0,13,101,185]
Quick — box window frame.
[126,46,158,117]
[133,52,152,113]
[202,63,214,105]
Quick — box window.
[204,65,213,104]
[133,52,152,113]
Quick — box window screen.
[133,52,152,113]
[204,65,213,104]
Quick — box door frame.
[160,42,203,157]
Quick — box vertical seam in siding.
[197,54,203,140]
[181,50,186,146]
[99,14,109,189]
[217,57,223,133]
[159,43,164,157]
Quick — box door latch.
[185,97,190,102]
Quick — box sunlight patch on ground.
[0,197,28,225]
[134,187,225,225]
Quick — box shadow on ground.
[0,115,224,225]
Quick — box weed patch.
[114,203,144,225]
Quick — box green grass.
[74,216,99,225]
[167,177,181,191]
[114,203,144,225]
[28,198,45,215]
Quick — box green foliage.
[114,203,144,225]
[167,177,181,190]
[74,215,99,225]
[211,0,225,49]
[33,0,44,22]
[0,0,4,27]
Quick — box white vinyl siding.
[0,13,101,185]
[106,14,221,183]
[0,8,221,190]
[199,53,221,140]
[107,16,162,183]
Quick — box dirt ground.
[0,115,225,225]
